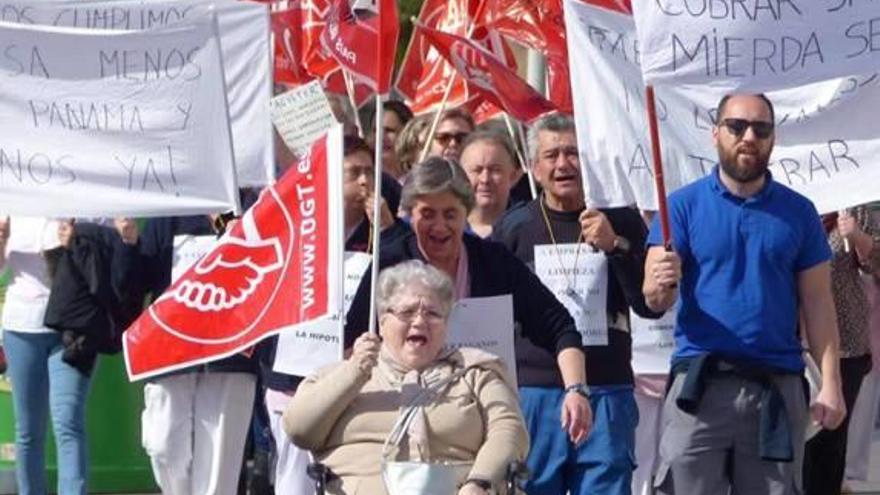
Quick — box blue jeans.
[5,330,91,495]
[520,385,638,495]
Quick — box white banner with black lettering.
[630,0,880,92]
[630,307,676,375]
[2,0,274,187]
[0,11,240,217]
[534,244,609,346]
[565,0,880,214]
[273,252,371,377]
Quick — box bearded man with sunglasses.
[643,94,846,494]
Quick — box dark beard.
[718,148,769,183]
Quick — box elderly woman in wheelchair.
[283,260,528,494]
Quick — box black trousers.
[803,354,873,495]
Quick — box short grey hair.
[461,129,520,170]
[376,260,454,316]
[400,157,476,214]
[527,113,576,163]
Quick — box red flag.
[123,128,345,380]
[417,24,555,124]
[478,0,573,113]
[395,0,515,115]
[271,8,313,85]
[301,0,340,80]
[324,68,374,107]
[462,96,505,124]
[321,0,398,93]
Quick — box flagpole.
[503,115,537,199]
[367,3,385,336]
[342,69,365,138]
[645,85,671,246]
[418,76,455,163]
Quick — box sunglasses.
[719,118,774,139]
[434,132,469,146]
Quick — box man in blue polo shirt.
[642,93,846,494]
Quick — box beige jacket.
[283,347,529,494]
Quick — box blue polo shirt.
[647,167,831,372]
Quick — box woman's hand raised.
[350,332,381,375]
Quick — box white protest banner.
[270,80,336,159]
[0,12,241,217]
[565,0,880,214]
[445,295,517,383]
[273,251,370,377]
[1,0,274,187]
[630,307,676,375]
[171,235,218,284]
[534,244,609,346]
[630,0,880,92]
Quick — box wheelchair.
[307,460,529,494]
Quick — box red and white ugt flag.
[123,127,345,381]
[396,0,515,115]
[321,0,399,93]
[417,24,556,124]
[479,0,574,114]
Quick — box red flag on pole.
[123,128,345,381]
[396,0,515,114]
[271,8,313,85]
[321,0,399,93]
[417,24,556,124]
[462,96,505,124]
[301,0,340,80]
[478,0,573,113]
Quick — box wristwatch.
[565,383,590,399]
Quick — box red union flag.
[418,24,556,124]
[321,0,399,93]
[396,0,515,114]
[123,127,345,381]
[301,0,339,80]
[272,8,313,85]
[479,0,573,114]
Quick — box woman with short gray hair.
[284,260,527,494]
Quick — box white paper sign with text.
[273,252,371,377]
[270,80,337,158]
[171,235,218,284]
[565,0,880,214]
[631,0,880,92]
[534,244,609,346]
[630,307,676,375]
[1,0,274,187]
[0,13,240,217]
[445,295,517,384]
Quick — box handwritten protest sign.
[631,0,880,92]
[0,0,274,187]
[565,0,880,214]
[270,80,336,159]
[0,11,240,217]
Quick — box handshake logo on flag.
[160,236,284,312]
